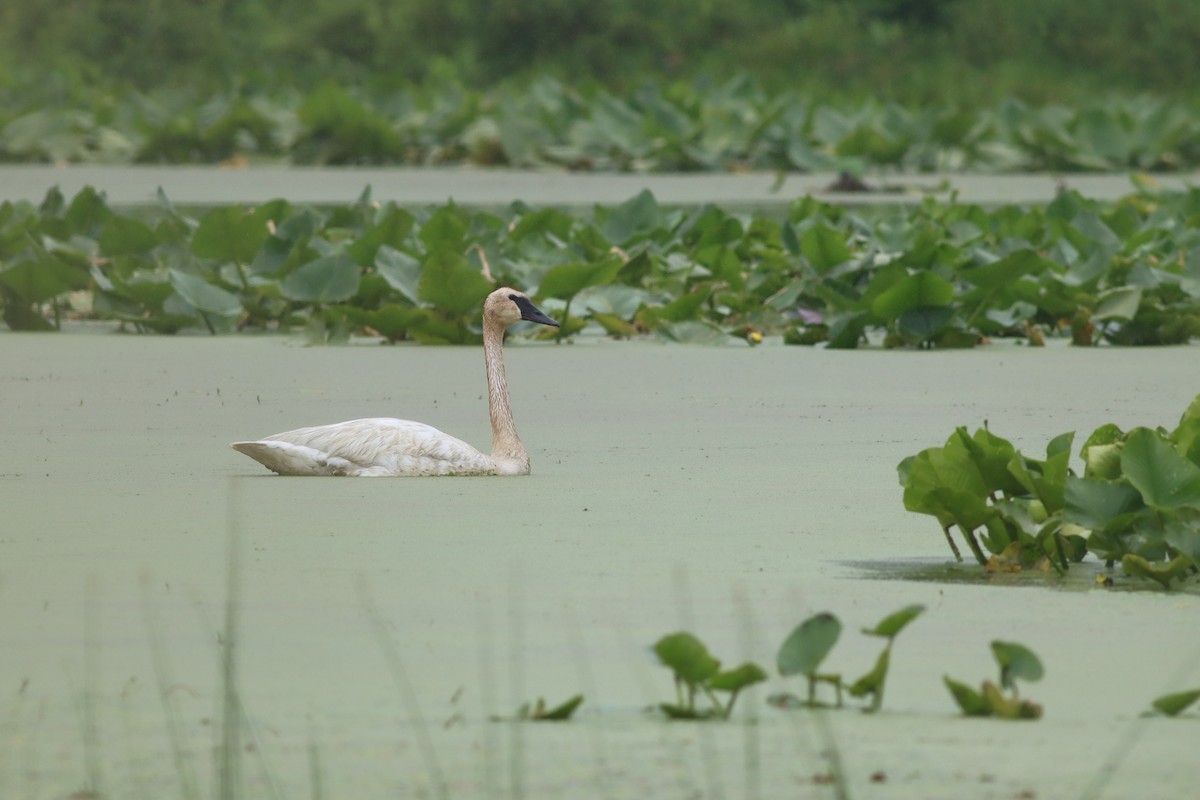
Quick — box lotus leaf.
[1151,689,1200,717]
[990,640,1044,690]
[777,613,841,678]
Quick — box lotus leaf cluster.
[773,606,924,712]
[652,632,767,719]
[3,78,1200,172]
[899,395,1200,588]
[3,184,1200,346]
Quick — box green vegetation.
[4,184,1199,347]
[652,606,924,720]
[1150,688,1200,717]
[3,2,1200,172]
[899,394,1200,589]
[4,78,1200,171]
[776,612,845,706]
[653,632,767,719]
[944,640,1045,720]
[3,0,1199,106]
[512,695,585,721]
[773,605,924,712]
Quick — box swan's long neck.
[483,316,529,472]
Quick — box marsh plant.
[944,640,1045,720]
[773,605,925,712]
[775,613,844,707]
[510,695,585,722]
[652,632,768,720]
[899,393,1200,588]
[3,184,1200,350]
[1149,688,1200,718]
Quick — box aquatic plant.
[511,695,585,721]
[773,605,924,712]
[3,184,1200,348]
[652,632,767,720]
[944,640,1045,720]
[775,613,844,707]
[899,393,1200,588]
[1149,688,1200,717]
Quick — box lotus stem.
[942,524,963,562]
[960,525,988,565]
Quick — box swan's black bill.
[511,294,560,327]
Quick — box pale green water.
[2,333,1198,799]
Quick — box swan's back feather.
[232,418,501,476]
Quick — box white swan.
[230,288,559,476]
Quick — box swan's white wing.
[232,418,496,476]
[229,441,357,476]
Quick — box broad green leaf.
[98,216,158,257]
[602,189,661,245]
[990,641,1044,689]
[1094,286,1142,321]
[343,304,415,341]
[280,254,361,303]
[56,186,110,236]
[895,305,955,344]
[1151,688,1200,717]
[1081,423,1125,480]
[1071,212,1122,253]
[168,269,242,316]
[825,311,870,349]
[374,245,421,304]
[1121,553,1193,589]
[0,255,90,303]
[1007,433,1073,513]
[654,632,720,686]
[418,250,492,316]
[800,224,851,274]
[348,207,415,265]
[591,312,637,337]
[872,271,954,320]
[901,441,995,532]
[418,205,470,253]
[862,604,925,638]
[193,204,280,264]
[1163,512,1200,567]
[1063,477,1145,530]
[1121,427,1200,510]
[1170,394,1200,466]
[404,308,475,345]
[508,207,575,244]
[707,662,768,693]
[638,284,713,327]
[961,427,1027,497]
[0,295,54,330]
[777,613,841,677]
[960,249,1053,289]
[537,258,621,301]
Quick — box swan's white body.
[230,288,558,477]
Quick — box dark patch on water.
[844,557,1200,596]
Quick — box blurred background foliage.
[2,0,1199,106]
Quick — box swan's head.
[486,288,559,328]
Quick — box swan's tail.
[230,440,350,476]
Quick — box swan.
[230,288,559,476]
